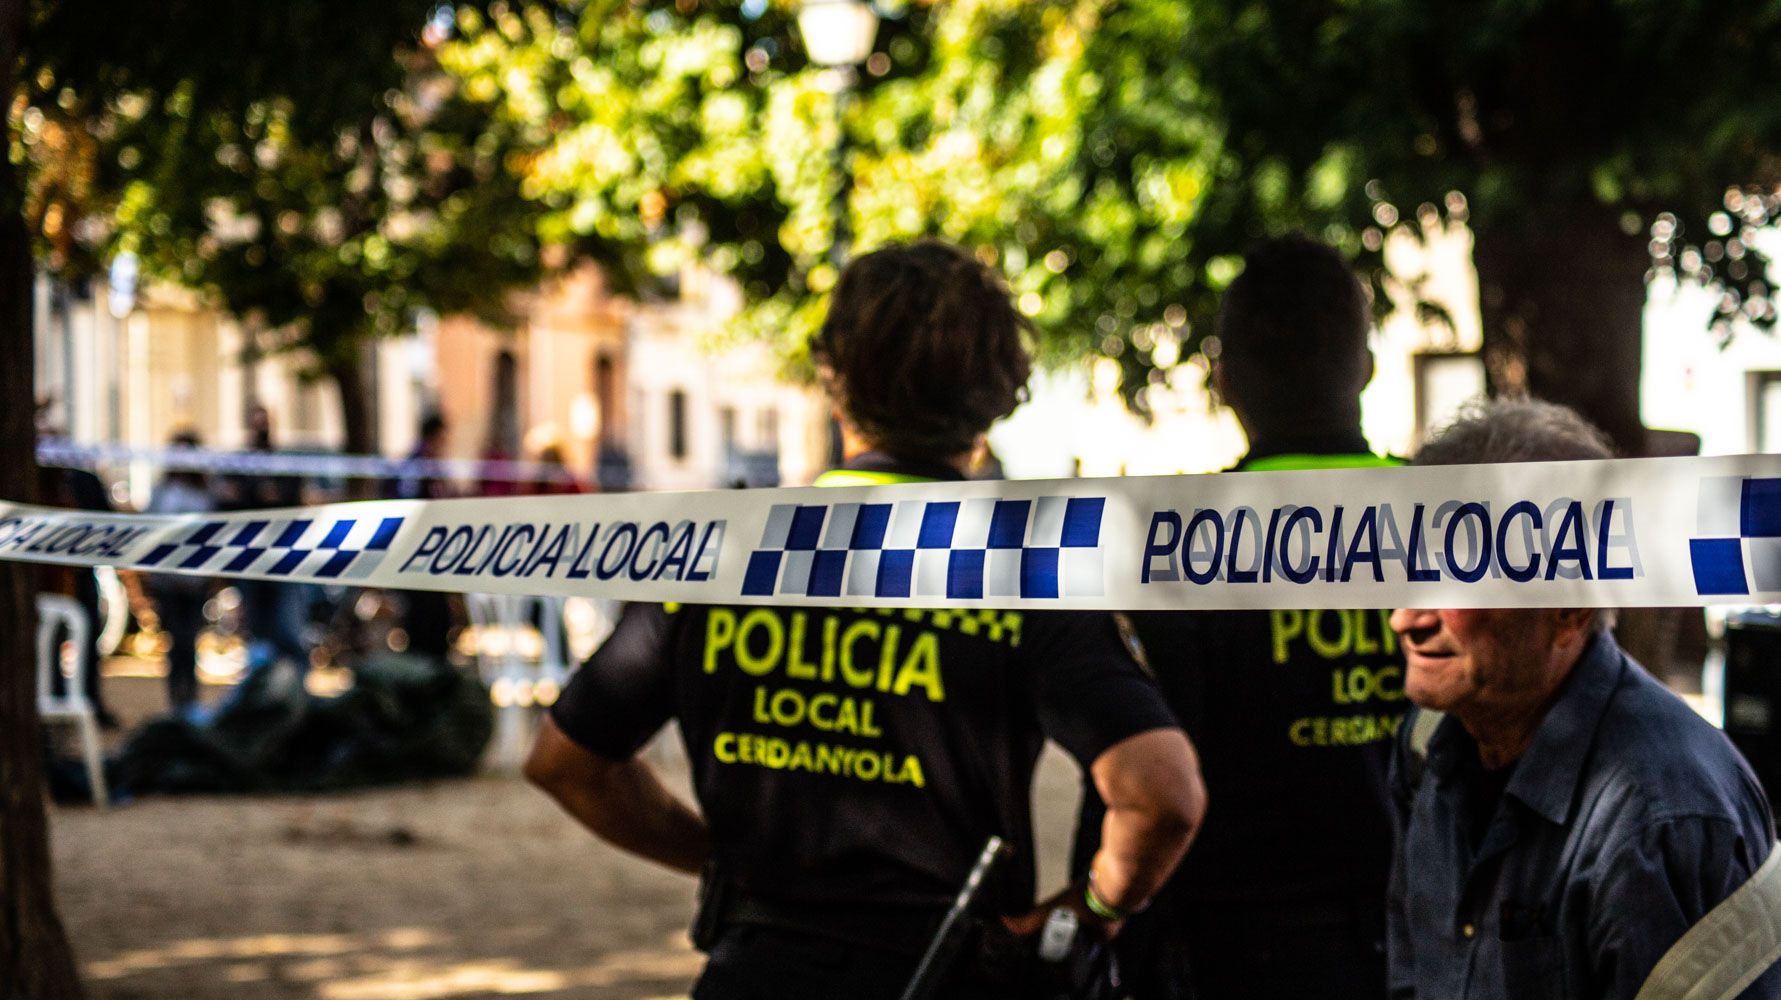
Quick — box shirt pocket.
[1497,933,1567,1000]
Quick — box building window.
[1752,372,1781,452]
[594,353,617,446]
[669,389,689,461]
[720,405,738,456]
[1412,351,1486,451]
[759,407,779,452]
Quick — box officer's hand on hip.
[1003,880,1122,941]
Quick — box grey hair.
[1415,396,1615,467]
[1414,396,1618,633]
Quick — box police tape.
[5,454,1781,610]
[34,438,577,485]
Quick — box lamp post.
[796,0,879,269]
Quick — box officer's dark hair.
[1414,396,1617,631]
[1216,233,1371,430]
[419,412,447,441]
[811,240,1031,461]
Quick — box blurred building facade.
[1641,229,1781,458]
[30,262,831,503]
[31,277,429,506]
[427,263,829,493]
[38,222,1769,503]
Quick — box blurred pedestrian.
[521,442,585,495]
[1389,398,1781,998]
[392,412,451,502]
[222,402,309,673]
[35,401,118,728]
[391,412,455,659]
[144,430,214,713]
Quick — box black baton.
[900,836,1011,1000]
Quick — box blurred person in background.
[35,399,118,728]
[221,402,310,675]
[393,411,451,503]
[390,411,455,659]
[522,441,586,495]
[144,430,215,714]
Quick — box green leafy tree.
[457,0,1781,452]
[2,4,519,994]
[444,0,1225,391]
[1167,0,1781,453]
[24,18,550,458]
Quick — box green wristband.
[1083,881,1128,922]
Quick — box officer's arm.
[525,715,711,876]
[1084,727,1205,914]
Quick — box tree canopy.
[1175,0,1781,450]
[18,1,552,453]
[444,0,1232,402]
[447,0,1781,449]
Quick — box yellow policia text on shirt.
[704,607,948,702]
[687,605,1024,790]
[1271,608,1409,748]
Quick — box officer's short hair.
[1414,396,1618,631]
[812,240,1031,460]
[1216,233,1371,413]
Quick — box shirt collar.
[1428,632,1626,826]
[1239,430,1373,467]
[834,450,966,483]
[1504,633,1626,825]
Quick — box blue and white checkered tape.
[137,515,404,581]
[13,453,1781,610]
[742,496,1105,600]
[1690,476,1781,596]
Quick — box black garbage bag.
[112,653,493,796]
[293,652,496,789]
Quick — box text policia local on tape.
[398,518,727,584]
[1141,497,1640,587]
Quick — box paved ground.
[50,670,1085,1000]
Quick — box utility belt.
[695,854,1122,1000]
[692,864,945,958]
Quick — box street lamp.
[797,0,879,69]
[796,0,879,269]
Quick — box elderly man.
[1388,398,1780,999]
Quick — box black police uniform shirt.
[550,453,1178,942]
[1078,436,1406,905]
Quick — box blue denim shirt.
[1388,634,1780,999]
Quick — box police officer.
[1074,234,1404,999]
[526,240,1206,1000]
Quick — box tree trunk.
[1472,200,1650,456]
[0,0,87,992]
[325,343,379,500]
[1474,205,1689,673]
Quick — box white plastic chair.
[37,593,107,808]
[467,593,572,771]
